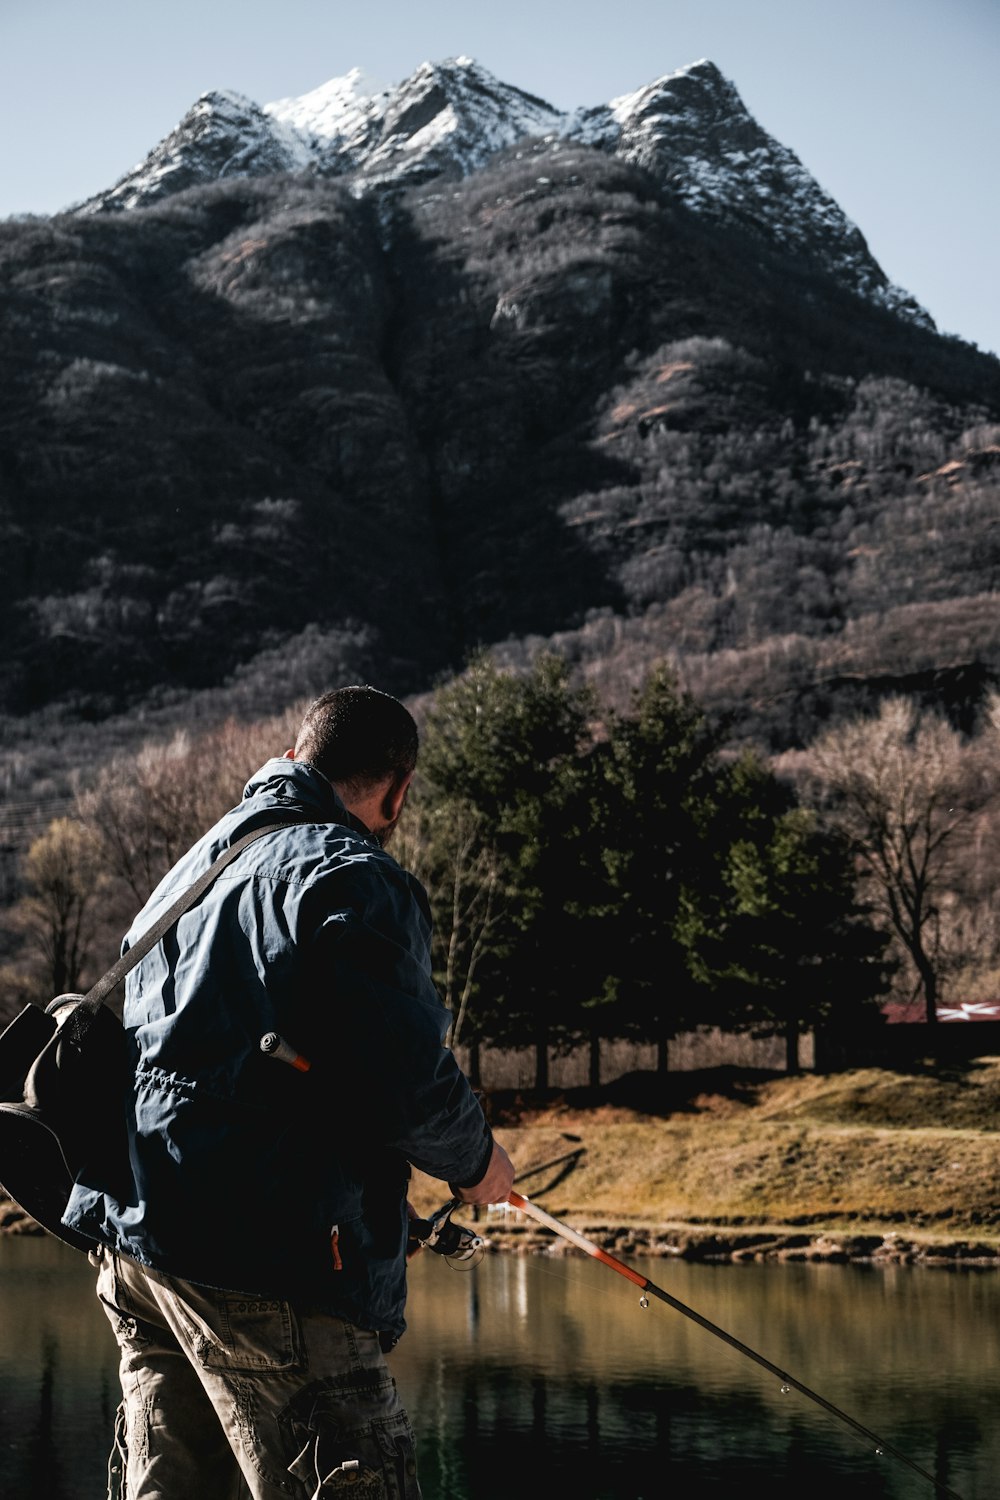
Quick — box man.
[65,685,514,1499]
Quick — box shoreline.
[8,1194,997,1270]
[483,1216,1000,1267]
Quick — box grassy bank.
[410,1059,1000,1266]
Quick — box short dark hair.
[294,685,418,790]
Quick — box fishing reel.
[408,1199,486,1267]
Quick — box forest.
[4,654,1000,1079]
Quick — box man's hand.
[450,1139,515,1206]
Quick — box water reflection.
[1,1235,997,1498]
[393,1250,998,1499]
[0,1235,119,1499]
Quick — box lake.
[1,1230,997,1498]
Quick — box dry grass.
[409,1060,1000,1250]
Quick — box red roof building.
[881,1000,1000,1024]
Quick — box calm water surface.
[1,1232,997,1499]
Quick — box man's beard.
[373,815,400,847]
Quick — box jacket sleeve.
[299,855,494,1188]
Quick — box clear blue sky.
[3,0,998,357]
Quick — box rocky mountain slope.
[2,55,999,766]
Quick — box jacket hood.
[242,757,354,825]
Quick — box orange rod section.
[506,1190,649,1288]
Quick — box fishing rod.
[261,1037,959,1494]
[505,1190,964,1500]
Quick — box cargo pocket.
[181,1291,301,1373]
[289,1435,384,1495]
[373,1412,420,1500]
[286,1409,419,1499]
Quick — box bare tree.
[79,711,301,903]
[7,818,108,997]
[434,805,501,1053]
[801,696,1000,1023]
[393,797,503,1084]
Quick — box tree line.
[4,654,1000,1077]
[397,655,890,1082]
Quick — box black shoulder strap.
[69,818,309,1015]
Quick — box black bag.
[0,818,303,1249]
[0,991,128,1249]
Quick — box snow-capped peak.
[339,54,565,189]
[72,54,932,328]
[608,58,721,123]
[576,56,931,327]
[264,67,386,146]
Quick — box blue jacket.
[64,759,493,1340]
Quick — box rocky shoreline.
[7,1193,999,1269]
[480,1217,1000,1268]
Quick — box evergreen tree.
[678,754,892,1071]
[416,652,595,1086]
[582,666,724,1070]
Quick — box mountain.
[2,55,999,783]
[80,56,925,328]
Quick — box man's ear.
[282,748,295,760]
[382,771,412,823]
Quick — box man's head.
[289,685,418,844]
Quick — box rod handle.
[259,1032,311,1071]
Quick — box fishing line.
[505,1190,964,1500]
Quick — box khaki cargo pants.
[92,1247,421,1500]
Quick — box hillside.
[408,1060,1000,1266]
[1,55,998,793]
